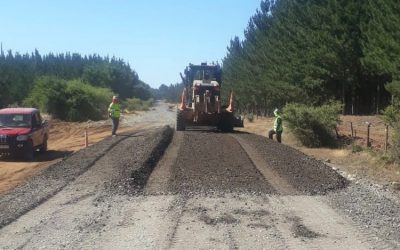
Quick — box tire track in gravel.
[165,195,188,250]
[265,195,395,250]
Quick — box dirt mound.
[237,133,348,195]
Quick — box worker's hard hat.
[112,96,118,100]
[274,108,279,115]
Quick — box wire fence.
[337,118,390,152]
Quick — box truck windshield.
[0,114,32,128]
[193,70,216,81]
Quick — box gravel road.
[0,103,399,249]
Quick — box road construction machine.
[176,63,243,132]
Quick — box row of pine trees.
[222,0,400,115]
[0,48,151,108]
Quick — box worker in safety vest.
[108,96,121,136]
[268,108,283,143]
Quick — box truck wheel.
[24,142,34,161]
[218,112,233,133]
[40,137,48,152]
[221,122,233,133]
[176,110,186,131]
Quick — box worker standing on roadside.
[268,108,283,143]
[108,96,121,136]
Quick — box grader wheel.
[218,112,233,133]
[176,109,186,131]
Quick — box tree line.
[222,0,400,115]
[0,48,152,109]
[152,83,184,103]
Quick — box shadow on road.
[0,150,73,163]
[114,134,144,138]
[180,126,252,135]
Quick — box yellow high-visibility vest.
[108,103,121,118]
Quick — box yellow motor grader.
[176,63,243,132]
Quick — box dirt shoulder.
[0,119,134,194]
[238,115,400,185]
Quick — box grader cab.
[176,63,243,132]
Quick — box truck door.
[31,112,42,147]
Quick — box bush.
[383,81,400,164]
[383,104,400,164]
[24,76,114,121]
[351,143,363,153]
[122,98,154,112]
[64,80,114,121]
[389,123,400,164]
[283,102,342,147]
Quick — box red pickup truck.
[0,108,49,160]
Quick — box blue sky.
[0,0,261,88]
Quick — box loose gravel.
[326,175,400,249]
[1,124,399,249]
[0,126,173,229]
[107,126,173,194]
[236,133,349,195]
[168,131,275,195]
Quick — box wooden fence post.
[366,122,371,147]
[85,129,88,147]
[334,126,339,139]
[350,122,354,138]
[385,125,389,152]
